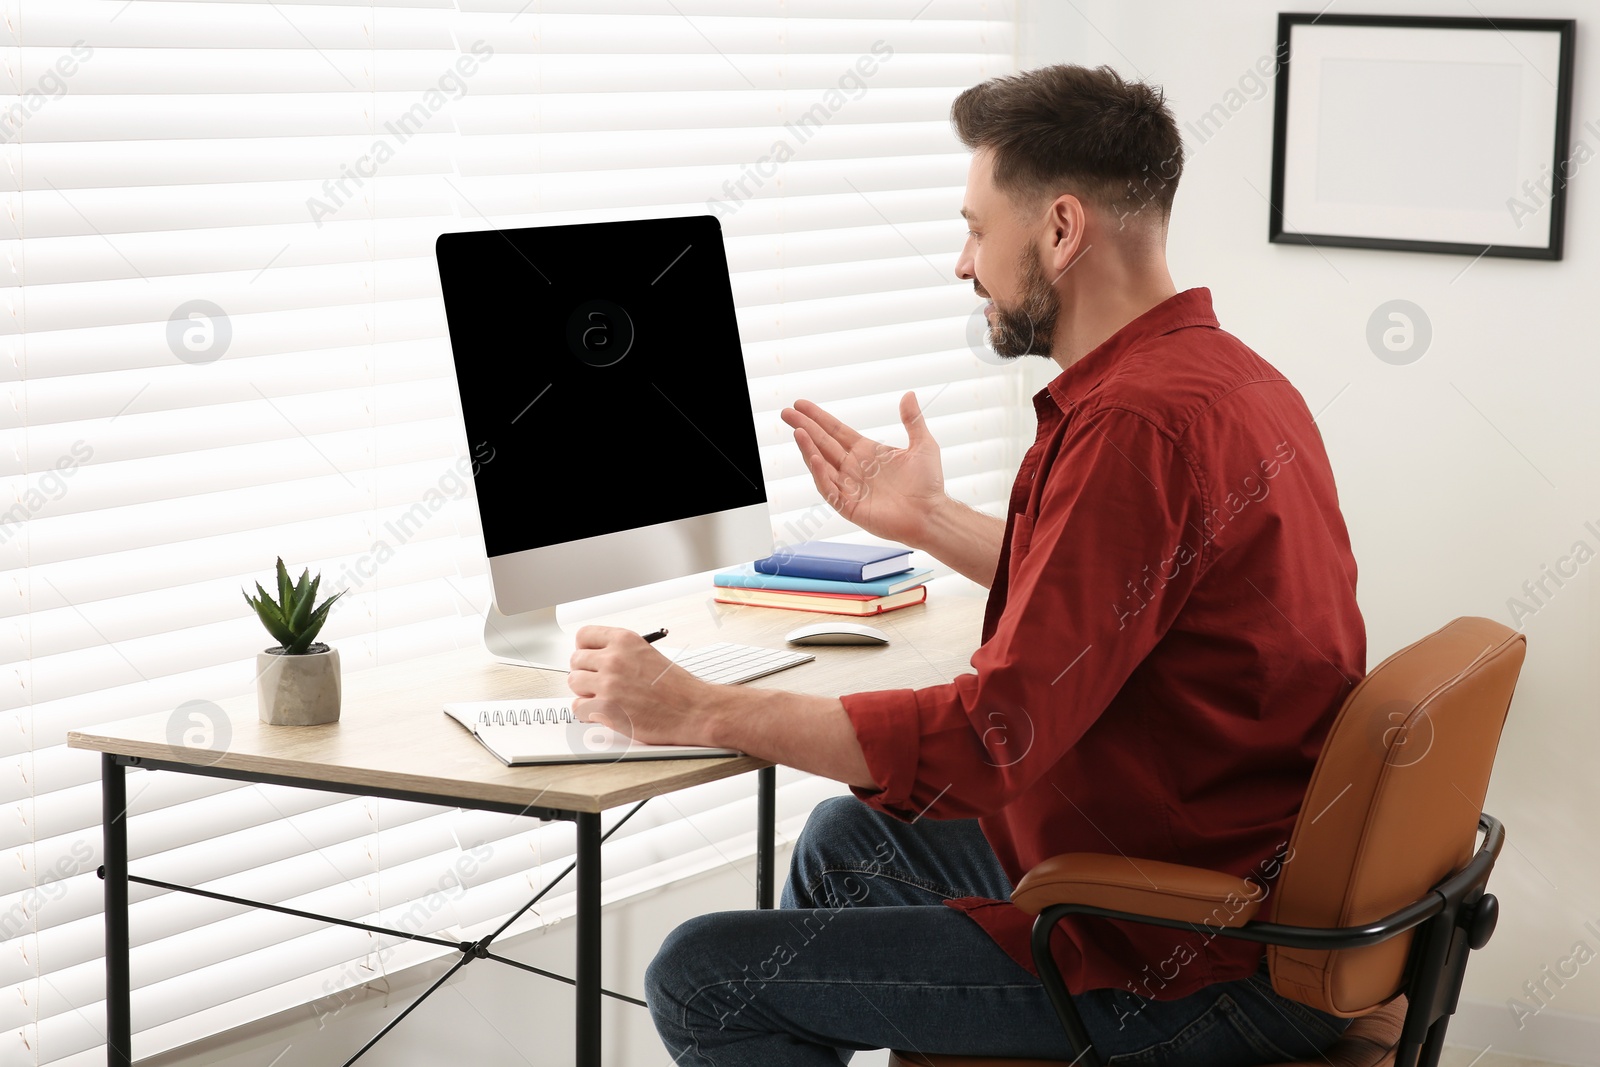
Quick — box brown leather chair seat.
[887,994,1406,1066]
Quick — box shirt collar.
[1038,287,1219,415]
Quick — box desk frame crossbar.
[99,753,778,1067]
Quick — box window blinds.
[0,2,1018,1063]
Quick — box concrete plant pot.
[257,644,341,726]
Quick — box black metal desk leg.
[756,766,776,909]
[102,754,132,1067]
[576,811,602,1067]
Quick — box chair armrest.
[1011,853,1264,927]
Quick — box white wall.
[1022,1,1600,1060]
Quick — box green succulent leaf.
[251,583,285,625]
[287,573,321,633]
[246,584,296,647]
[248,562,343,653]
[285,590,343,654]
[292,567,311,614]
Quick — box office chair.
[890,616,1525,1067]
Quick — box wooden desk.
[69,581,987,1067]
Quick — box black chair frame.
[1030,814,1504,1067]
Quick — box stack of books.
[713,540,931,616]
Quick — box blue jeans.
[646,795,1352,1066]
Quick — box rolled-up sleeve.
[841,407,1207,822]
[837,687,924,817]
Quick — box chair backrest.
[1266,617,1525,1016]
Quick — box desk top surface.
[67,580,987,812]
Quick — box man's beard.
[986,247,1058,360]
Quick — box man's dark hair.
[950,64,1183,226]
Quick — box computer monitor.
[436,215,773,670]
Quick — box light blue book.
[714,563,932,597]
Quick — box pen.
[641,628,669,644]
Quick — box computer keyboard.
[668,642,814,685]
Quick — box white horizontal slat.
[0,351,454,446]
[10,544,478,676]
[1,512,480,632]
[2,245,965,376]
[10,7,996,56]
[4,796,490,983]
[0,189,964,277]
[754,346,1015,412]
[0,407,460,499]
[4,0,996,45]
[0,299,444,382]
[440,152,974,218]
[13,573,481,712]
[462,86,973,134]
[5,263,429,337]
[0,152,970,240]
[0,786,363,936]
[0,220,446,286]
[3,596,495,761]
[8,120,960,191]
[2,770,286,857]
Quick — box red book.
[712,584,927,616]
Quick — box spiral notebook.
[443,698,740,766]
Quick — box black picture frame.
[1269,13,1577,260]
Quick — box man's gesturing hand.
[781,391,945,549]
[567,626,718,747]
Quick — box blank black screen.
[436,215,767,558]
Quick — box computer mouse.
[784,621,890,646]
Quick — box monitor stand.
[484,602,575,672]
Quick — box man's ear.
[1042,193,1087,277]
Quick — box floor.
[848,1047,1579,1067]
[1438,1049,1585,1067]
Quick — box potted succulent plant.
[245,559,345,726]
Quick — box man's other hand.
[781,391,946,549]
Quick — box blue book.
[715,563,932,597]
[752,540,913,582]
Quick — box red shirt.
[840,288,1365,1000]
